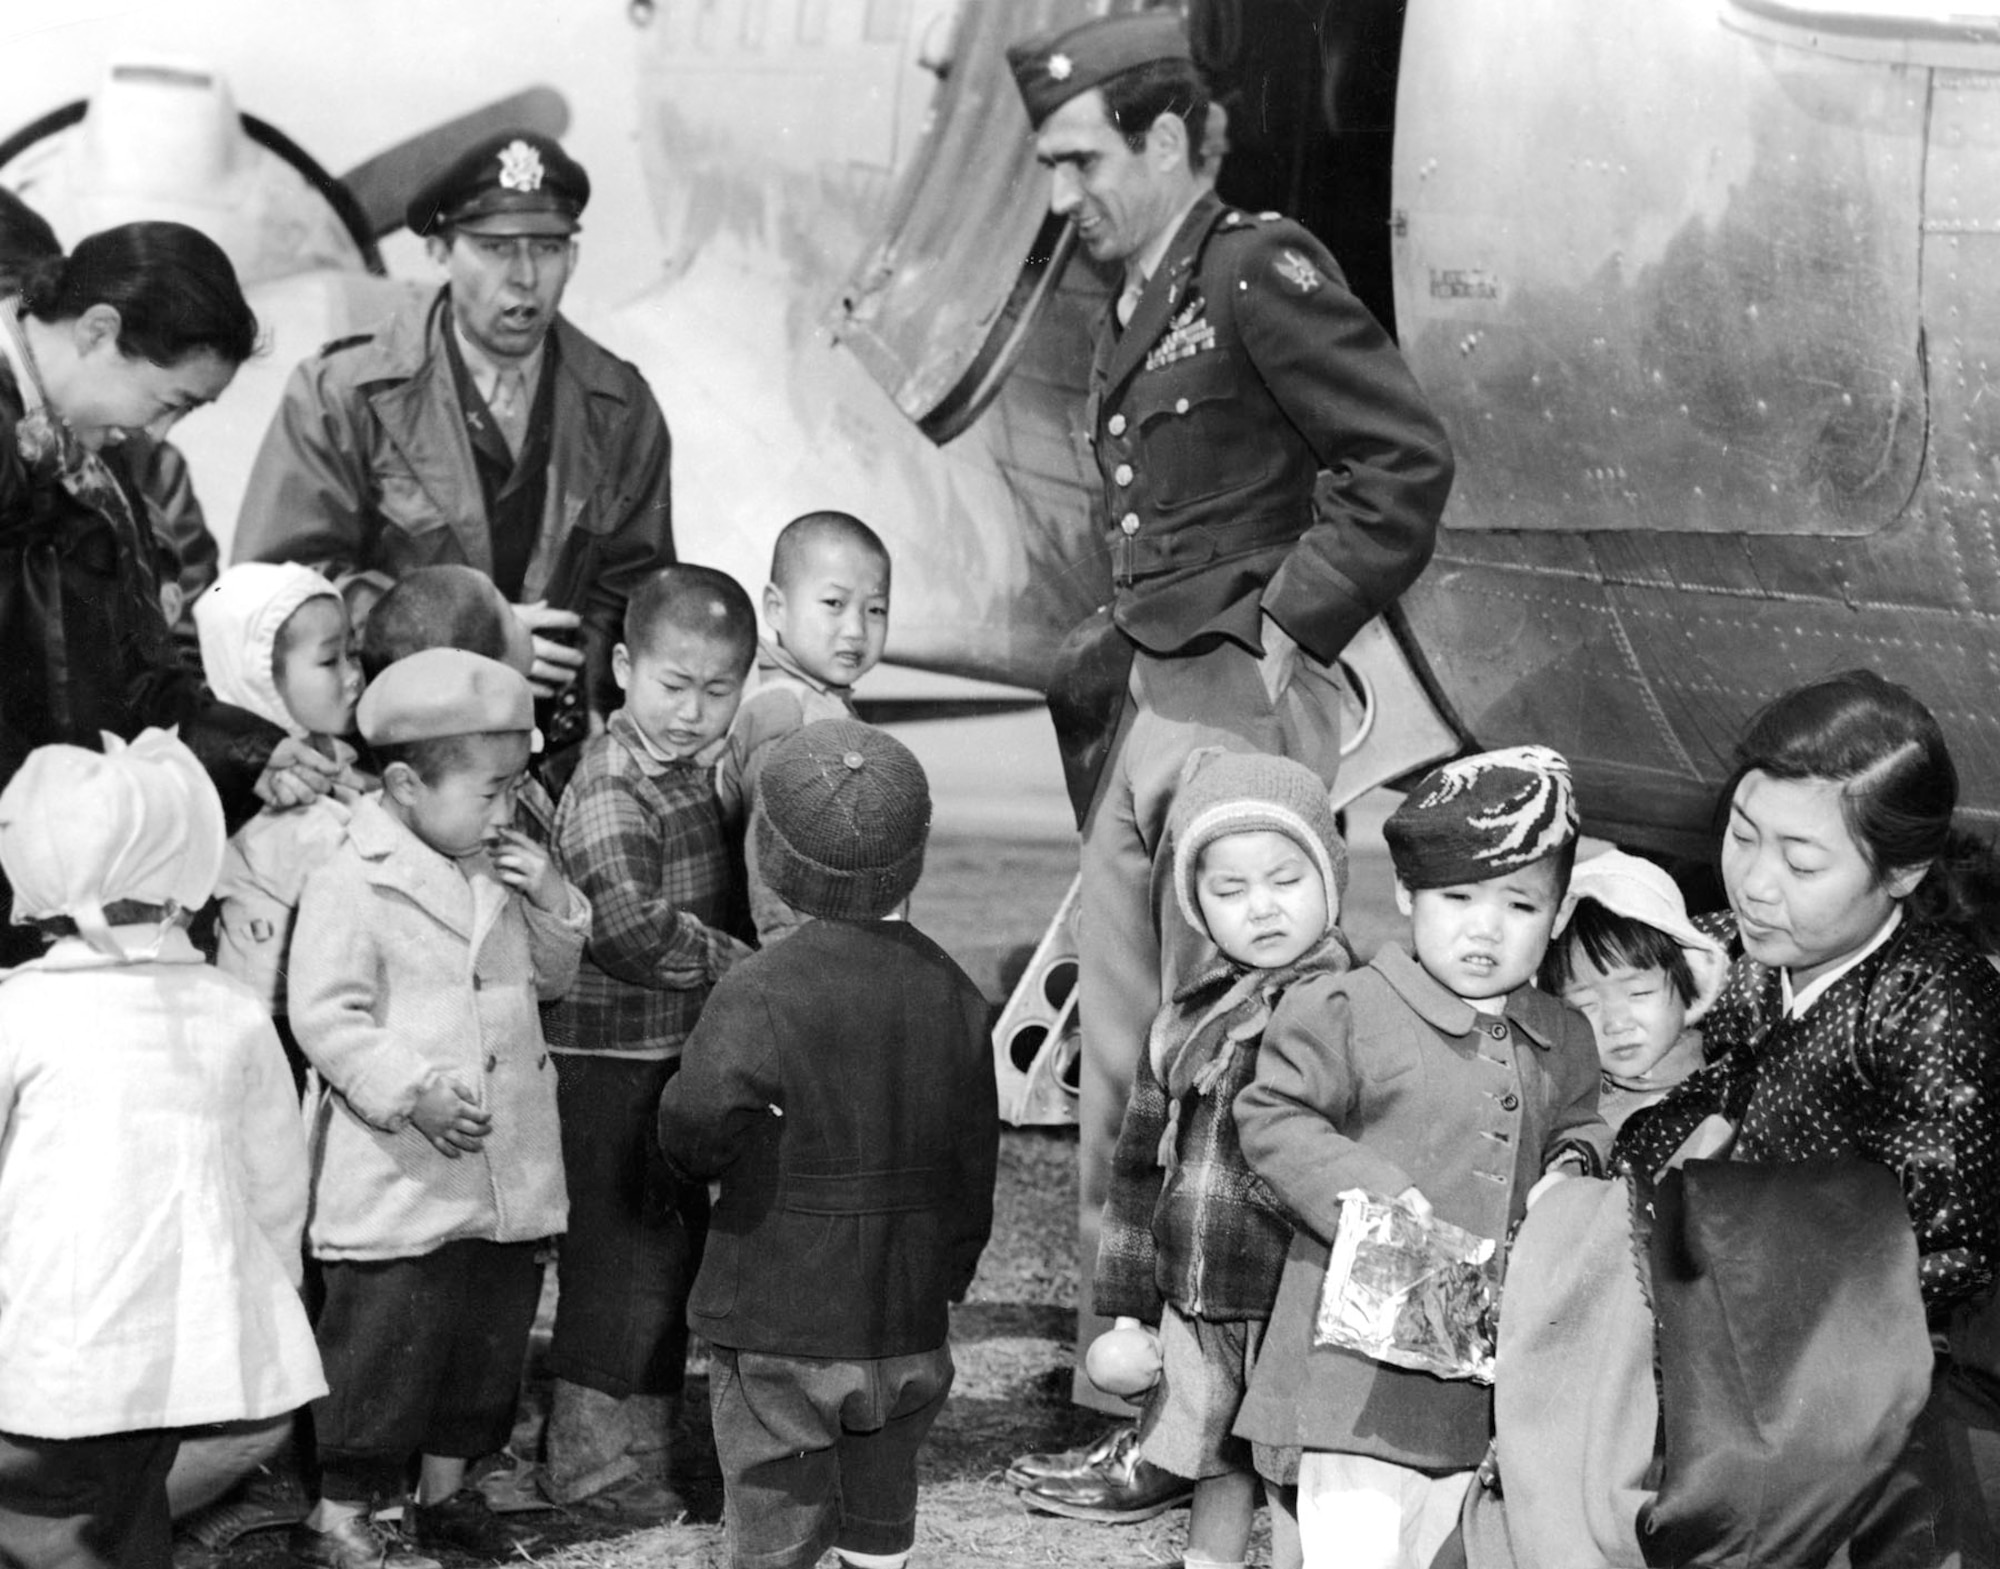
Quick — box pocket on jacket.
[371,470,454,543]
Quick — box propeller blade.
[338,86,568,239]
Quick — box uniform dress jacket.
[1615,911,2000,1322]
[289,795,589,1261]
[1052,192,1453,804]
[657,919,999,1361]
[1233,947,1609,1468]
[233,290,675,719]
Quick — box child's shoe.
[287,1514,438,1569]
[409,1489,543,1557]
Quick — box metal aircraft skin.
[4,0,1997,860]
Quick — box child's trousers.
[1297,1451,1472,1569]
[0,1427,179,1569]
[709,1344,952,1569]
[311,1239,543,1502]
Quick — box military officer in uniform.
[233,130,674,750]
[1002,13,1455,1521]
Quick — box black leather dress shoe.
[1016,1426,1194,1523]
[1004,1422,1137,1489]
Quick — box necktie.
[490,369,528,457]
[1116,272,1147,328]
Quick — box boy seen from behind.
[718,511,890,943]
[1233,747,1611,1569]
[289,650,589,1569]
[660,719,998,1569]
[542,565,758,1516]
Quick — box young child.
[1541,849,1727,1134]
[1234,745,1611,1569]
[0,730,324,1569]
[196,561,366,1089]
[542,565,757,1516]
[1082,751,1352,1569]
[717,510,890,943]
[659,719,998,1569]
[287,649,590,1569]
[358,564,554,840]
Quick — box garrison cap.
[1006,11,1192,130]
[405,129,589,238]
[358,648,539,749]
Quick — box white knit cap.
[1556,848,1729,1023]
[0,729,225,959]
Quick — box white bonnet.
[1556,848,1730,1023]
[194,562,343,738]
[0,728,226,958]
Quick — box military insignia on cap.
[1275,248,1323,295]
[1048,52,1073,80]
[497,139,545,193]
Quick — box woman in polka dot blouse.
[1615,669,2000,1561]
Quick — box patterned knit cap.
[1385,745,1578,889]
[756,719,930,921]
[1170,749,1347,938]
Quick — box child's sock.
[834,1550,909,1569]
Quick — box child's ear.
[611,642,632,693]
[761,582,785,627]
[1393,879,1414,917]
[381,759,422,807]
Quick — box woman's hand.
[254,736,343,809]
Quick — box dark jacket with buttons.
[658,919,999,1359]
[1086,191,1452,665]
[1233,946,1609,1465]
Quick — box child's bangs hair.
[1541,896,1697,1005]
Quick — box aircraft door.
[832,0,1116,444]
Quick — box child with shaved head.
[542,565,759,1516]
[719,511,891,943]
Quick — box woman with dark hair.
[1616,668,2000,1562]
[0,220,337,966]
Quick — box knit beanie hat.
[1557,849,1730,1023]
[1170,748,1348,939]
[755,719,930,921]
[1385,744,1578,890]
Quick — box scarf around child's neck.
[1154,929,1353,1168]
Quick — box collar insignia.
[1048,52,1073,81]
[497,139,545,193]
